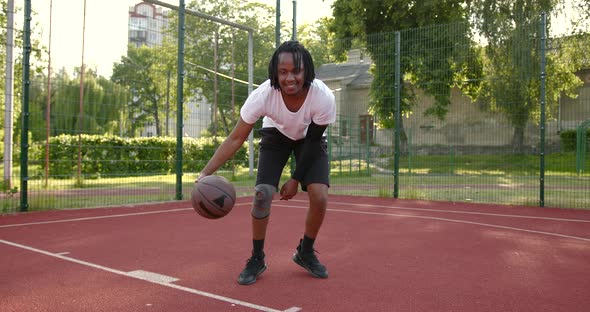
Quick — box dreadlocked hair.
[268,40,315,90]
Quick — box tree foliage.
[112,44,173,137]
[330,0,476,130]
[297,17,339,67]
[330,0,590,152]
[25,68,128,141]
[1,0,46,151]
[469,0,589,151]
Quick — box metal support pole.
[20,0,32,211]
[4,0,15,189]
[248,31,255,177]
[276,0,281,47]
[45,0,53,187]
[393,32,401,198]
[539,12,547,207]
[175,0,186,200]
[77,0,87,184]
[292,0,297,40]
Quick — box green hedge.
[560,129,590,152]
[30,134,250,178]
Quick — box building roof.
[316,49,373,88]
[317,62,372,88]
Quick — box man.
[197,40,336,285]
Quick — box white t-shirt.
[240,79,336,141]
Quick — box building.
[128,2,169,48]
[317,49,373,142]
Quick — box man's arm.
[280,122,327,200]
[197,117,254,181]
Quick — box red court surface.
[1,194,590,312]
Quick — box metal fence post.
[20,0,32,212]
[175,0,185,200]
[539,12,547,207]
[393,31,401,198]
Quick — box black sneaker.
[237,254,267,285]
[292,242,329,278]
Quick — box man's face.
[277,52,306,96]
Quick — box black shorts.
[256,127,330,191]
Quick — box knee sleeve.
[251,184,275,219]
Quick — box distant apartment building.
[128,2,169,48]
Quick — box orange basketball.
[191,175,236,219]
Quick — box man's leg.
[292,183,329,278]
[304,183,329,239]
[252,217,270,240]
[238,128,291,285]
[237,212,271,285]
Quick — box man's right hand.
[195,172,208,183]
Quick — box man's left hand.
[279,179,299,200]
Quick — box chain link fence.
[1,1,589,213]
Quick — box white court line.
[2,199,588,243]
[128,270,179,283]
[2,200,587,230]
[0,239,300,312]
[289,199,590,223]
[0,203,250,228]
[0,208,191,228]
[276,203,590,243]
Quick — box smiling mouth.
[283,85,297,92]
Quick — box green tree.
[330,0,477,133]
[112,44,171,137]
[469,0,589,151]
[2,1,43,106]
[33,67,128,140]
[297,17,339,67]
[1,0,45,150]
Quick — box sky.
[18,0,584,77]
[26,0,335,77]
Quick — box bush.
[560,129,590,152]
[30,134,251,179]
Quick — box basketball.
[191,175,236,219]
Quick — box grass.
[394,152,588,175]
[1,152,588,213]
